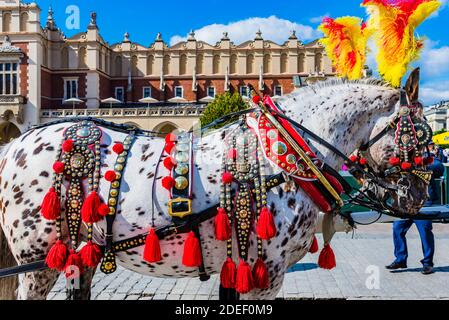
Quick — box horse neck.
[279,82,399,169]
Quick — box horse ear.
[404,67,420,103]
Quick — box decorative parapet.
[0,94,25,123]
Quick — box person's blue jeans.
[393,219,435,267]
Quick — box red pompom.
[235,259,254,294]
[309,235,319,254]
[424,157,434,166]
[162,176,175,190]
[62,139,74,152]
[81,191,102,223]
[349,155,358,163]
[227,148,237,160]
[104,170,117,182]
[112,143,124,154]
[414,157,423,166]
[98,203,110,216]
[164,142,176,154]
[253,258,269,289]
[143,228,162,263]
[256,207,276,240]
[318,244,336,270]
[65,249,84,278]
[79,241,103,268]
[163,156,176,170]
[401,162,412,170]
[45,240,68,271]
[359,158,368,165]
[182,231,202,267]
[389,157,401,166]
[165,133,177,144]
[52,161,65,174]
[215,208,231,241]
[41,187,60,220]
[252,95,261,104]
[222,172,234,185]
[220,257,237,289]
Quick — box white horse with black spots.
[0,72,428,300]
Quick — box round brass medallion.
[174,176,188,190]
[70,153,85,169]
[175,152,189,163]
[175,164,189,175]
[272,141,287,156]
[286,154,297,164]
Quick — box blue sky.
[33,0,449,105]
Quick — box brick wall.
[41,71,87,109]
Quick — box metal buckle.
[168,198,192,218]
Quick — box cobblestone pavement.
[48,223,449,300]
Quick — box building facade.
[424,101,449,133]
[0,0,334,143]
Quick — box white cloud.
[309,13,330,24]
[169,16,320,46]
[421,80,449,105]
[419,42,449,77]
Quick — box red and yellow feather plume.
[319,16,373,80]
[362,0,441,87]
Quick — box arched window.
[179,54,187,75]
[213,55,221,74]
[114,55,122,77]
[315,53,323,72]
[280,53,288,74]
[298,53,305,73]
[263,54,271,74]
[131,55,138,76]
[196,54,203,74]
[78,47,87,69]
[20,12,29,32]
[99,50,103,71]
[2,12,11,32]
[147,55,154,75]
[61,47,69,69]
[246,54,254,74]
[163,55,170,75]
[42,44,48,67]
[105,53,110,74]
[230,54,237,74]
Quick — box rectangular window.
[274,85,283,96]
[239,86,249,98]
[207,86,216,98]
[115,87,124,102]
[63,78,78,100]
[142,87,151,98]
[175,86,183,98]
[0,62,19,95]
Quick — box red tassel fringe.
[309,235,319,254]
[214,208,231,241]
[104,170,117,182]
[45,240,68,271]
[182,231,202,267]
[143,228,162,263]
[62,139,74,152]
[41,187,60,220]
[163,157,176,170]
[235,259,254,294]
[162,176,175,190]
[98,203,110,216]
[220,257,237,289]
[79,241,103,268]
[253,258,269,289]
[112,143,124,154]
[318,244,336,270]
[52,161,65,174]
[65,249,84,278]
[164,142,175,154]
[222,172,233,184]
[256,207,276,240]
[81,191,102,223]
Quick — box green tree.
[433,128,447,136]
[200,92,249,128]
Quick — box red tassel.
[65,249,84,277]
[164,142,175,154]
[252,95,261,104]
[401,162,412,170]
[163,156,176,170]
[318,244,336,270]
[165,133,177,144]
[389,157,400,166]
[414,156,423,166]
[81,191,102,223]
[79,241,103,268]
[227,148,237,160]
[143,228,162,263]
[359,158,367,165]
[62,139,74,152]
[220,257,237,289]
[349,155,358,163]
[309,235,319,254]
[214,208,231,241]
[98,203,110,216]
[41,187,60,220]
[52,161,65,174]
[222,172,233,184]
[45,240,68,271]
[104,170,117,182]
[236,259,254,294]
[112,143,124,154]
[182,231,202,267]
[256,207,276,240]
[162,176,175,190]
[253,258,269,289]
